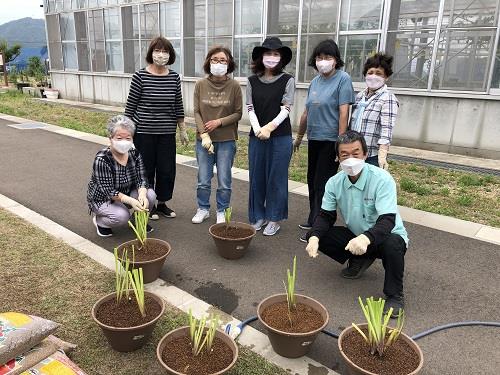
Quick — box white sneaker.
[192,208,210,224]
[216,211,225,224]
[251,219,269,231]
[263,221,280,236]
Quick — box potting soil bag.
[0,313,60,365]
[0,336,77,375]
[19,351,87,375]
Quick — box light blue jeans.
[196,140,236,212]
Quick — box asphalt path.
[1,119,499,374]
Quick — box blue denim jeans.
[248,135,292,223]
[196,140,236,212]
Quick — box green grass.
[0,208,288,375]
[1,91,499,228]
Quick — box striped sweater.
[125,68,185,135]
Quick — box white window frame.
[104,6,124,73]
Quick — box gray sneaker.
[251,219,268,231]
[263,222,280,236]
[341,257,376,279]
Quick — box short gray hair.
[335,130,368,157]
[106,115,136,137]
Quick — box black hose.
[321,328,339,339]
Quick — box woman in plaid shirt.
[87,115,155,237]
[350,53,399,170]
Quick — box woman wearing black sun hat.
[246,37,295,237]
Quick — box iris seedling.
[283,256,297,327]
[128,267,146,317]
[128,210,149,248]
[224,207,232,235]
[188,309,219,356]
[114,247,131,303]
[352,296,405,357]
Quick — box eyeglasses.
[210,58,228,65]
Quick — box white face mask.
[340,157,366,177]
[111,139,134,154]
[316,59,335,75]
[210,63,228,76]
[262,55,281,69]
[365,74,385,90]
[152,51,170,66]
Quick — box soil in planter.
[342,329,420,375]
[118,239,169,262]
[161,336,233,375]
[261,301,324,333]
[212,225,254,239]
[95,295,162,328]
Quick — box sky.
[0,0,45,26]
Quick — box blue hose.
[227,317,500,341]
[410,321,500,340]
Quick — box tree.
[0,39,22,64]
[26,56,45,76]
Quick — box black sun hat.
[252,37,292,67]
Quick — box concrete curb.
[0,192,338,375]
[2,112,497,246]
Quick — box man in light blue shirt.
[305,131,408,316]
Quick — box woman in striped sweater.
[125,36,188,220]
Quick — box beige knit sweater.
[193,76,243,142]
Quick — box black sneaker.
[149,206,159,221]
[298,222,312,230]
[299,233,308,243]
[156,203,176,218]
[384,294,405,318]
[93,216,113,237]
[341,257,376,279]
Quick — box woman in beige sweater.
[192,46,243,224]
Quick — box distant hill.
[0,17,47,69]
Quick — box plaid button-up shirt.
[87,147,148,212]
[349,85,399,158]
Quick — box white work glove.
[293,134,304,153]
[306,236,319,258]
[248,110,261,136]
[257,122,276,140]
[345,234,371,256]
[120,194,144,212]
[178,122,189,146]
[137,187,149,210]
[378,144,389,171]
[200,132,214,154]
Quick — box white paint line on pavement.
[0,193,338,375]
[1,113,499,247]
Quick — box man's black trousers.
[318,226,407,297]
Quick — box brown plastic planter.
[117,238,171,283]
[92,291,165,352]
[338,324,424,375]
[156,326,238,375]
[257,293,329,358]
[208,222,256,260]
